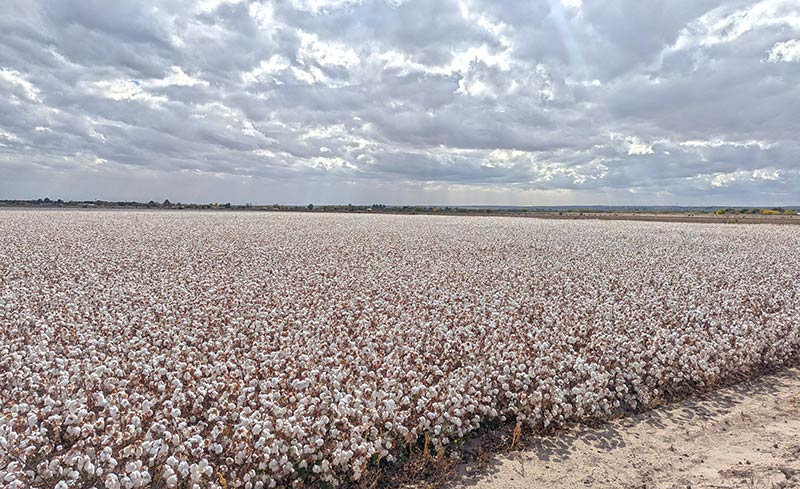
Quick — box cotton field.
[1,210,799,488]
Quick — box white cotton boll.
[163,467,178,488]
[130,471,142,487]
[104,474,120,489]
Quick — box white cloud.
[752,168,781,180]
[149,66,209,88]
[81,79,168,106]
[680,139,772,149]
[0,69,41,102]
[673,0,800,50]
[289,0,363,13]
[710,171,746,187]
[0,128,21,146]
[609,134,655,156]
[625,137,654,156]
[1,0,799,205]
[80,67,207,105]
[768,39,800,62]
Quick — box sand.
[449,368,800,489]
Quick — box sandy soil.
[450,368,800,489]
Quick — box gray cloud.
[0,0,798,205]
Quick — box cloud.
[0,0,799,205]
[768,38,800,62]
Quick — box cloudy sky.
[1,0,798,206]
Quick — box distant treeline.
[0,199,539,214]
[714,207,796,215]
[0,198,797,216]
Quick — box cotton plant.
[1,211,798,488]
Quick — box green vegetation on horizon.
[0,198,796,217]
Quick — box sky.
[0,0,799,206]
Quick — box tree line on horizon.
[0,198,797,216]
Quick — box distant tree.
[224,203,231,209]
[43,197,51,203]
[307,203,314,211]
[714,209,725,215]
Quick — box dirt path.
[450,368,800,489]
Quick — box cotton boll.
[104,474,120,489]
